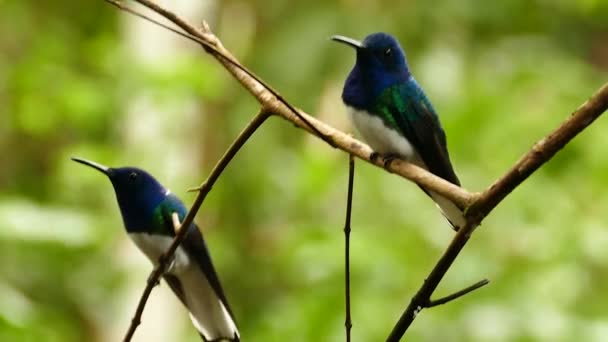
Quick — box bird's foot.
[369,151,382,163]
[382,153,401,170]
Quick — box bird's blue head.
[72,157,168,232]
[332,32,411,109]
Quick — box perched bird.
[72,157,239,342]
[332,33,465,231]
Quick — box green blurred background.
[2,0,608,341]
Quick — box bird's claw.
[370,152,400,169]
[382,154,400,170]
[370,151,381,163]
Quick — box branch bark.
[107,0,475,210]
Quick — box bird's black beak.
[71,157,110,176]
[331,35,364,49]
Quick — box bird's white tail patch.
[188,299,239,341]
[181,266,239,341]
[428,191,465,230]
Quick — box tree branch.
[105,0,335,148]
[122,110,271,342]
[106,0,475,210]
[468,82,608,223]
[386,83,608,341]
[343,155,355,342]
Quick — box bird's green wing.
[376,82,460,186]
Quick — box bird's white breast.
[347,106,416,159]
[128,233,191,273]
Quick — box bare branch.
[387,83,608,341]
[468,82,608,223]
[107,0,336,147]
[343,155,355,342]
[122,110,271,341]
[106,0,475,210]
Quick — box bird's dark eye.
[384,48,392,57]
[129,172,138,181]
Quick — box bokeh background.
[2,0,608,341]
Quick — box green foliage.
[2,0,608,341]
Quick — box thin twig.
[122,110,271,342]
[343,155,355,342]
[105,0,335,148]
[103,0,475,209]
[386,83,608,341]
[426,279,489,308]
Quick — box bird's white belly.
[129,233,191,273]
[347,107,416,159]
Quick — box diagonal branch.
[468,82,608,223]
[386,83,608,341]
[106,0,335,148]
[122,110,271,342]
[106,0,475,210]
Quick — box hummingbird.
[332,33,465,231]
[71,157,240,342]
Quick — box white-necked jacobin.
[332,33,465,231]
[72,157,240,342]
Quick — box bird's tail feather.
[189,300,239,342]
[428,190,466,231]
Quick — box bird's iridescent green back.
[370,78,438,129]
